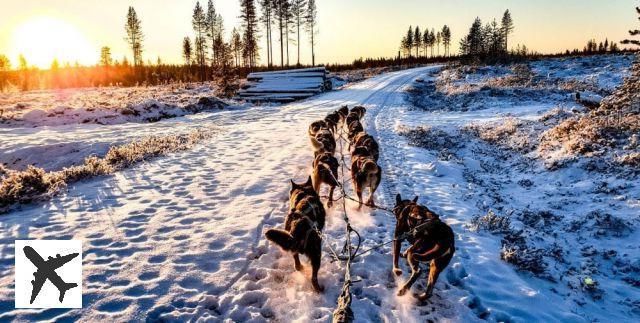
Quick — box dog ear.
[413,196,419,203]
[290,179,298,189]
[305,176,313,187]
[396,193,402,204]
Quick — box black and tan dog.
[315,129,336,155]
[350,153,381,210]
[312,152,339,207]
[324,111,340,134]
[337,105,349,124]
[265,177,326,292]
[350,105,366,119]
[345,112,361,128]
[392,194,455,301]
[351,132,380,161]
[309,120,328,150]
[347,121,364,141]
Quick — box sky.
[0,0,637,68]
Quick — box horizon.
[0,0,637,69]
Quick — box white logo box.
[14,240,82,309]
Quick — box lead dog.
[392,194,455,301]
[265,177,326,292]
[312,152,339,208]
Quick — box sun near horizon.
[7,15,97,69]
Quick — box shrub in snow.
[500,244,548,276]
[463,118,538,153]
[396,125,461,151]
[471,209,511,233]
[568,210,632,238]
[0,129,215,213]
[0,165,66,209]
[540,53,640,167]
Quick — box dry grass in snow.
[0,129,217,213]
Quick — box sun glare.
[9,16,96,69]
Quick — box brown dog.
[312,152,339,208]
[350,155,381,210]
[315,129,336,155]
[345,112,361,128]
[324,111,340,134]
[348,121,364,141]
[350,132,379,161]
[350,105,366,119]
[265,177,326,292]
[337,105,349,124]
[392,194,455,301]
[309,120,329,151]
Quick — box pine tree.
[305,0,318,66]
[622,6,640,47]
[259,0,274,66]
[240,0,260,67]
[290,0,307,66]
[406,26,413,58]
[231,28,243,67]
[501,9,514,51]
[284,0,293,66]
[414,26,422,58]
[422,31,429,58]
[429,29,436,57]
[604,38,609,51]
[192,1,208,79]
[442,25,451,56]
[100,47,113,67]
[274,0,286,67]
[436,31,442,57]
[206,0,224,67]
[183,37,193,65]
[124,6,144,67]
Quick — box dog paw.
[397,288,408,297]
[416,292,431,302]
[327,201,333,208]
[313,283,325,293]
[295,263,304,271]
[400,251,408,258]
[393,267,403,276]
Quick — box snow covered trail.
[0,67,460,322]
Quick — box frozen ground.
[0,84,229,128]
[0,54,638,322]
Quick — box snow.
[0,54,638,322]
[0,84,229,127]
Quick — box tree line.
[0,0,320,93]
[400,25,452,59]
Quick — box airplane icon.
[23,246,79,304]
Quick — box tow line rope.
[317,121,435,322]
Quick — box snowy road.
[0,65,611,322]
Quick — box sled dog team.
[265,105,455,302]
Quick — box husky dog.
[350,105,366,119]
[315,129,336,155]
[324,111,340,134]
[392,194,455,301]
[345,112,361,128]
[348,121,364,141]
[312,152,339,207]
[350,132,379,161]
[309,120,331,152]
[350,154,381,210]
[337,105,349,124]
[265,177,326,292]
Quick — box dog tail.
[360,160,379,175]
[265,228,295,251]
